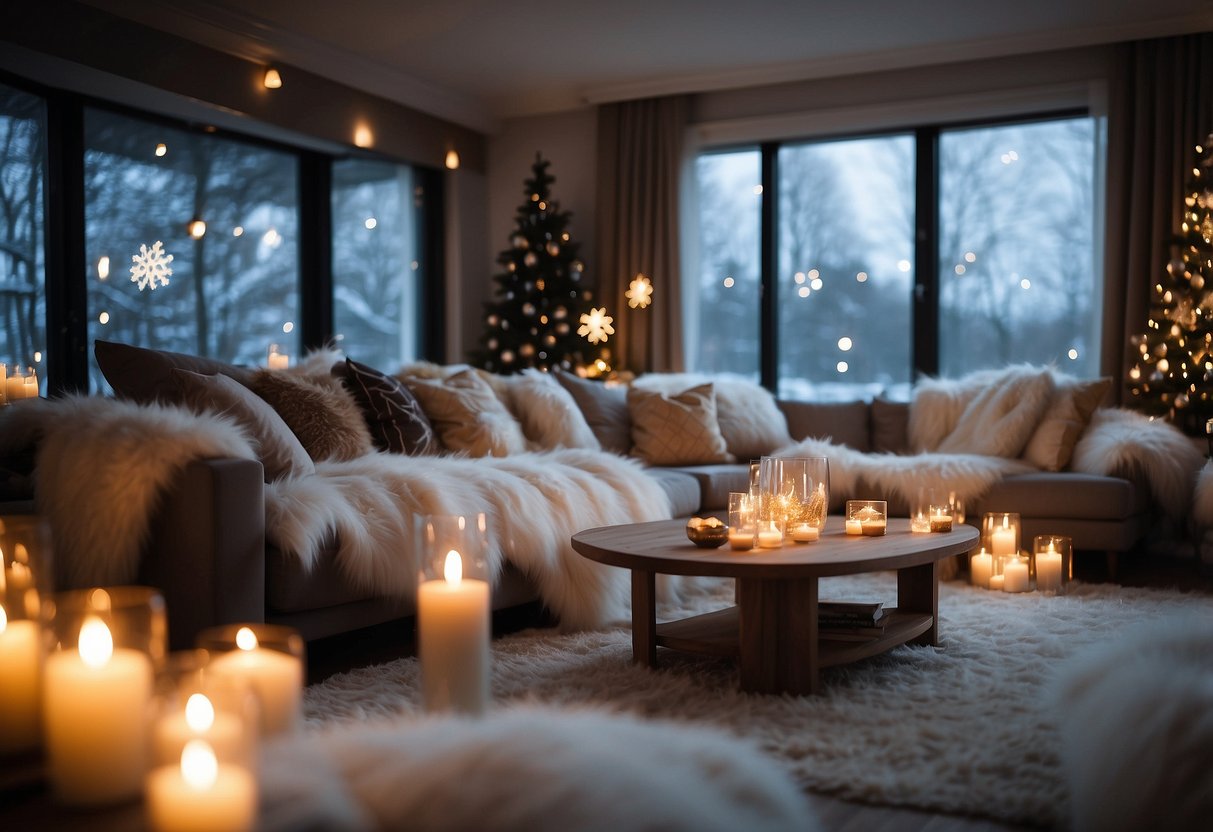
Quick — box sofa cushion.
[333,358,438,456]
[251,370,375,462]
[935,368,1055,457]
[95,339,254,404]
[1021,377,1113,471]
[971,472,1146,521]
[172,369,315,481]
[871,398,910,455]
[504,370,601,451]
[403,369,527,457]
[553,369,631,454]
[642,468,703,517]
[778,400,871,452]
[627,383,734,466]
[661,464,749,513]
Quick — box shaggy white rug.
[305,573,1213,828]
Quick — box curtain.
[595,95,689,374]
[1103,33,1213,396]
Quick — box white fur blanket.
[260,707,820,832]
[0,397,671,629]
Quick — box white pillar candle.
[44,616,154,805]
[845,519,862,535]
[207,628,302,737]
[145,740,256,832]
[0,606,41,754]
[988,574,1005,591]
[417,550,491,715]
[970,551,993,588]
[153,694,249,768]
[1003,558,1031,593]
[267,352,289,370]
[5,371,24,402]
[991,524,1016,556]
[0,362,7,405]
[1037,545,1063,592]
[790,523,819,543]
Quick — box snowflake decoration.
[578,307,615,345]
[626,273,654,309]
[130,241,174,291]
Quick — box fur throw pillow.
[910,365,1054,456]
[403,369,527,457]
[503,370,600,451]
[934,366,1054,457]
[252,369,374,462]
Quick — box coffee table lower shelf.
[656,606,933,668]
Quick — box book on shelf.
[818,601,886,628]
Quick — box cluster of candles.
[727,457,830,550]
[844,500,887,536]
[969,512,1069,594]
[909,489,963,534]
[1,363,40,403]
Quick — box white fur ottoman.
[260,707,821,832]
[1052,615,1213,831]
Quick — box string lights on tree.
[1127,134,1213,434]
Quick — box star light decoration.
[578,306,615,345]
[625,273,654,309]
[129,240,174,291]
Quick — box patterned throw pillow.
[334,358,437,456]
[251,370,374,462]
[403,369,527,457]
[627,383,735,466]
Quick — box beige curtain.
[1103,33,1213,396]
[595,96,689,374]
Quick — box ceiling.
[87,0,1213,133]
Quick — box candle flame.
[444,550,462,586]
[181,739,219,791]
[1047,541,1057,553]
[185,693,215,733]
[1001,516,1009,530]
[236,626,258,651]
[0,603,7,633]
[79,616,113,668]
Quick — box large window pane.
[689,149,761,379]
[0,83,46,391]
[85,109,299,390]
[777,136,914,401]
[332,158,425,371]
[938,118,1100,376]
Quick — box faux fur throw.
[260,707,820,832]
[909,364,1055,455]
[0,396,670,628]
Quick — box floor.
[302,547,1212,832]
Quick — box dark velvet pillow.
[333,358,438,456]
[95,339,254,404]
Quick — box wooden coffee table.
[571,516,978,695]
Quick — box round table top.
[571,516,979,579]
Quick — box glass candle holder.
[988,551,1006,591]
[42,585,166,806]
[846,500,887,536]
[0,514,51,756]
[266,343,290,370]
[910,487,933,533]
[146,650,259,832]
[983,512,1020,559]
[969,547,992,589]
[727,492,756,550]
[196,623,305,738]
[418,513,492,716]
[778,457,829,542]
[1033,535,1070,594]
[947,491,966,525]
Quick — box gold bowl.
[685,516,728,548]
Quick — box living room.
[2,1,1213,830]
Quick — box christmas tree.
[1127,134,1213,433]
[472,154,608,375]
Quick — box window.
[84,108,300,390]
[332,158,426,371]
[0,82,47,391]
[688,113,1103,398]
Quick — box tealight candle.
[145,740,256,832]
[929,510,953,533]
[728,530,755,550]
[910,511,931,534]
[418,548,491,715]
[790,523,819,543]
[206,627,303,736]
[757,528,784,548]
[845,519,862,535]
[0,602,41,754]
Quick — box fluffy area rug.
[305,573,1213,828]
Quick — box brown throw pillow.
[251,370,374,462]
[96,340,254,404]
[403,369,527,457]
[627,383,735,466]
[553,369,632,455]
[172,369,314,481]
[1021,376,1112,471]
[333,358,438,456]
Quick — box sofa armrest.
[137,457,266,650]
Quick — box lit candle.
[790,523,819,543]
[153,693,248,769]
[5,367,24,402]
[988,574,1005,591]
[970,549,992,589]
[0,362,7,405]
[1036,542,1063,592]
[207,627,302,736]
[417,549,491,715]
[929,511,953,533]
[990,518,1016,556]
[22,368,38,399]
[910,511,930,533]
[43,615,154,805]
[1003,558,1031,593]
[145,739,256,832]
[728,530,755,550]
[845,519,862,535]
[0,601,41,754]
[266,344,290,370]
[757,528,784,548]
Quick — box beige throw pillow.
[505,369,600,451]
[935,368,1055,458]
[404,369,527,457]
[1021,376,1112,471]
[172,369,315,481]
[251,370,374,462]
[627,383,735,466]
